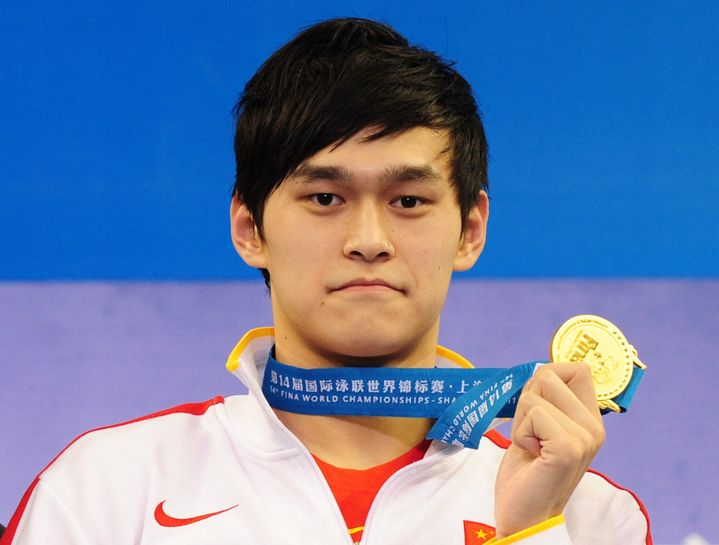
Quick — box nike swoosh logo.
[154,500,238,527]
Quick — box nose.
[342,202,395,262]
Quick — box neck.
[275,411,433,469]
[270,330,439,468]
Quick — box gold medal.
[550,315,647,412]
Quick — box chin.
[325,330,413,366]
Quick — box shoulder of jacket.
[40,396,227,481]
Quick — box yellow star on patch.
[464,519,496,544]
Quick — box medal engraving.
[551,315,646,412]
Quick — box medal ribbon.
[261,350,643,449]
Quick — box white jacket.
[1,328,651,545]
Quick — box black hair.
[232,17,488,285]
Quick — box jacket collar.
[225,326,477,377]
[224,327,480,458]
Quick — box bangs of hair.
[233,18,488,234]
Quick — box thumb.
[512,404,564,459]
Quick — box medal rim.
[550,314,635,401]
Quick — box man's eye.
[391,196,422,209]
[310,193,341,206]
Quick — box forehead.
[288,127,452,182]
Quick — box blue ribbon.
[261,350,643,449]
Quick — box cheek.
[403,225,461,274]
[401,249,457,317]
[264,220,332,281]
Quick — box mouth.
[332,279,402,293]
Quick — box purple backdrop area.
[1,280,717,542]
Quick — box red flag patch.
[463,520,496,544]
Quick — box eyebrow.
[290,163,442,184]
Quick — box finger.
[533,362,601,418]
[512,400,571,461]
[518,368,604,447]
[511,403,589,510]
[511,391,604,458]
[525,365,603,431]
[512,392,599,494]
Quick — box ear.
[453,191,489,272]
[230,195,268,269]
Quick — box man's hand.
[494,363,605,538]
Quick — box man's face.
[232,127,488,368]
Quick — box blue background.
[2,1,717,279]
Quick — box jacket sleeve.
[0,478,90,545]
[487,515,571,545]
[487,502,651,545]
[562,471,652,544]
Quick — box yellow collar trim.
[225,326,474,372]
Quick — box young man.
[1,18,650,545]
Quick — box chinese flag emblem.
[463,520,496,544]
